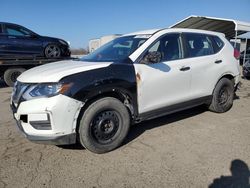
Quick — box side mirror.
[140,51,162,64]
[29,34,38,38]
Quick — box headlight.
[22,83,72,100]
[59,39,68,46]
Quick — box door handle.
[215,60,222,64]
[179,66,190,71]
[8,36,17,39]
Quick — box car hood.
[41,36,68,45]
[17,60,113,83]
[41,36,60,41]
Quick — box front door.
[4,24,43,56]
[134,33,192,114]
[0,24,9,56]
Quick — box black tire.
[209,78,234,113]
[78,97,130,154]
[44,44,61,58]
[4,68,25,87]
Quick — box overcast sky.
[1,0,250,48]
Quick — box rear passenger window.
[211,36,224,53]
[184,33,214,58]
[0,25,2,34]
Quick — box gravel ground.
[0,78,250,188]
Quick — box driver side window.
[140,33,182,64]
[5,24,31,36]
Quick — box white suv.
[11,28,240,153]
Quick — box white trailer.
[89,34,121,52]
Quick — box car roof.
[0,22,24,28]
[123,28,225,37]
[0,22,19,25]
[123,29,161,36]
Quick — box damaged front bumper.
[10,94,83,145]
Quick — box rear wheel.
[209,78,234,113]
[4,68,26,87]
[78,97,130,154]
[44,44,61,58]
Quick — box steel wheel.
[218,86,229,105]
[209,78,234,113]
[91,110,120,144]
[45,44,61,58]
[78,97,130,153]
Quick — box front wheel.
[209,78,234,113]
[78,97,130,154]
[44,44,61,58]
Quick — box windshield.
[81,35,150,62]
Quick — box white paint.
[134,59,192,114]
[17,60,112,83]
[13,94,83,136]
[190,38,240,99]
[132,29,240,114]
[28,114,48,122]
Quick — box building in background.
[89,34,121,52]
[170,15,250,64]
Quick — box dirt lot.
[0,78,250,188]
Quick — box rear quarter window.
[211,36,224,53]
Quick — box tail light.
[234,49,240,60]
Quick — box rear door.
[182,33,222,98]
[4,24,43,56]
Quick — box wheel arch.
[211,73,235,96]
[208,73,236,113]
[217,73,235,85]
[75,88,138,132]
